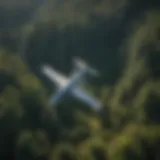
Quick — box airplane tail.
[88,68,99,77]
[73,57,99,77]
[73,57,87,69]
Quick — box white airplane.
[41,57,102,111]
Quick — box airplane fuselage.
[50,68,88,104]
[42,58,101,110]
[63,68,87,89]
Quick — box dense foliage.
[0,0,160,160]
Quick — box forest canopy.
[0,0,160,160]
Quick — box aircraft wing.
[42,65,68,87]
[71,87,102,111]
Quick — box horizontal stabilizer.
[73,57,99,77]
[73,57,87,69]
